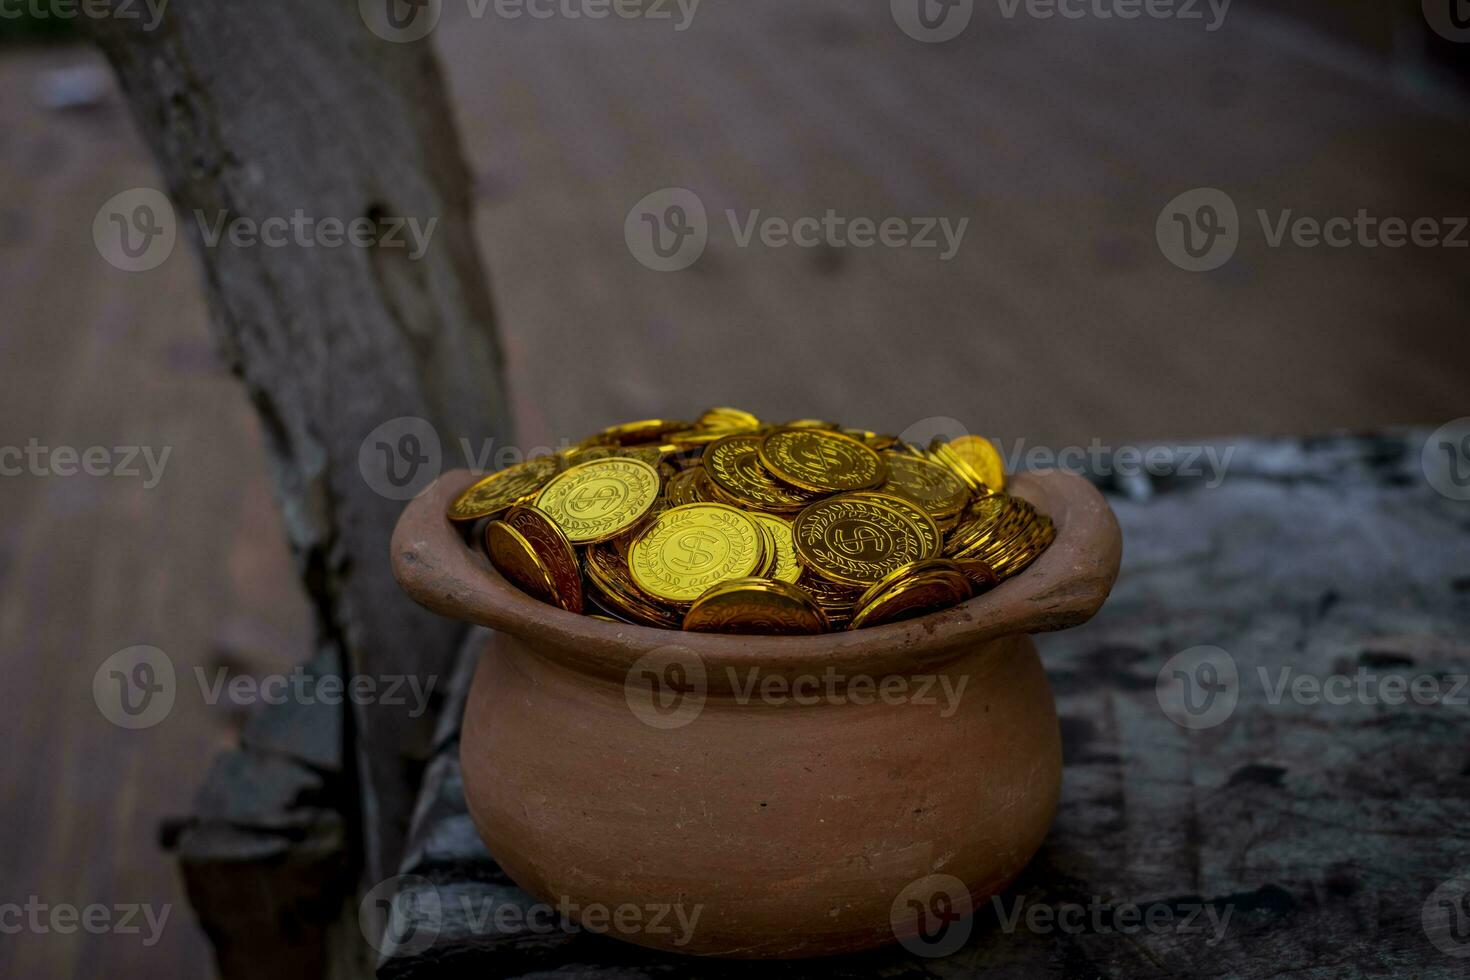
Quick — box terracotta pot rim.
[391,467,1121,677]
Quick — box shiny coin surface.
[791,495,929,587]
[843,491,942,560]
[585,542,683,628]
[948,435,1006,492]
[849,560,972,630]
[746,512,801,584]
[535,457,661,544]
[664,466,705,507]
[856,558,967,610]
[879,451,971,518]
[502,505,583,613]
[682,577,829,635]
[589,419,691,446]
[484,521,558,607]
[628,503,764,605]
[760,428,886,493]
[447,455,561,522]
[954,558,999,590]
[704,435,823,512]
[447,411,1055,632]
[697,406,762,431]
[563,444,667,469]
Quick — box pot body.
[460,629,1061,958]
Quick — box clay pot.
[392,468,1121,959]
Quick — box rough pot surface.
[392,468,1122,957]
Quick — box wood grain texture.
[85,0,514,881]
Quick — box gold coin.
[484,521,558,607]
[563,443,667,469]
[842,491,941,560]
[665,466,705,507]
[682,578,828,636]
[856,558,967,609]
[501,505,583,613]
[849,560,972,630]
[791,495,929,587]
[746,512,801,584]
[755,523,779,577]
[949,436,1006,492]
[628,503,764,605]
[945,493,1015,556]
[760,428,886,493]
[534,457,661,544]
[954,558,998,590]
[588,419,691,447]
[879,451,971,518]
[696,407,762,431]
[796,571,862,626]
[703,434,823,513]
[447,454,561,522]
[781,418,840,430]
[843,429,900,451]
[585,543,682,628]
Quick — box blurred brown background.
[1,0,1467,974]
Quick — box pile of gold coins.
[445,409,1055,635]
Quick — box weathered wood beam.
[88,0,511,881]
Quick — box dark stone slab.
[168,650,361,980]
[378,431,1470,979]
